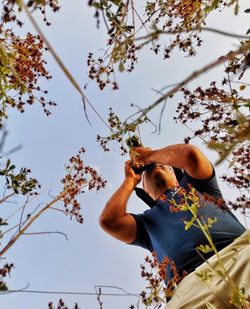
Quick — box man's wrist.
[148,150,156,163]
[123,177,137,190]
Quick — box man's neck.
[154,184,180,201]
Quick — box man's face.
[143,164,178,200]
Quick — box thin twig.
[0,192,15,205]
[130,103,158,133]
[100,0,110,32]
[0,129,8,152]
[5,144,22,156]
[49,206,67,214]
[95,285,137,296]
[19,196,29,232]
[151,87,169,133]
[2,224,19,236]
[23,231,69,241]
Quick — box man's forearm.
[150,144,197,170]
[99,178,135,227]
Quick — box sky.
[0,1,249,308]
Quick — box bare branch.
[135,26,250,43]
[0,192,15,205]
[23,231,69,241]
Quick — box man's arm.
[134,144,213,180]
[99,160,139,243]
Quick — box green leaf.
[197,244,213,253]
[228,158,237,168]
[205,0,220,14]
[0,217,8,226]
[190,203,198,215]
[195,270,212,282]
[110,0,121,5]
[0,284,8,291]
[6,159,10,169]
[8,165,15,171]
[125,25,134,33]
[13,187,19,194]
[118,62,125,72]
[106,10,111,18]
[91,2,102,9]
[180,204,189,211]
[12,179,19,187]
[184,215,197,230]
[207,217,217,228]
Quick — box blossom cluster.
[48,299,80,309]
[174,79,249,211]
[1,0,60,27]
[0,30,56,125]
[140,251,186,305]
[86,1,139,90]
[61,148,107,223]
[145,0,204,57]
[0,262,14,291]
[88,0,240,89]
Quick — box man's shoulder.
[180,166,223,199]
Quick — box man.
[100,143,249,308]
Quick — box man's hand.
[125,160,142,187]
[130,147,153,165]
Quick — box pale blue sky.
[1,1,249,308]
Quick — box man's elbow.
[177,144,204,172]
[185,144,202,165]
[99,214,108,229]
[99,214,115,232]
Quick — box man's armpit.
[128,214,152,251]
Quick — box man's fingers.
[125,159,133,167]
[125,160,135,172]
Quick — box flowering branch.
[0,148,106,257]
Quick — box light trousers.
[167,230,250,309]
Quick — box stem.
[185,202,239,296]
[0,192,15,205]
[0,190,67,257]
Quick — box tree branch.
[131,42,250,123]
[0,192,15,205]
[0,190,67,257]
[135,26,250,43]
